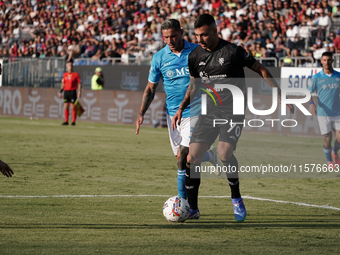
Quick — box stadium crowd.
[1,0,340,66]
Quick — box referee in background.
[58,60,82,126]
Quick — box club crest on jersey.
[199,71,210,83]
[218,58,224,66]
[244,52,251,60]
[166,70,174,78]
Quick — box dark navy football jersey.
[188,39,256,117]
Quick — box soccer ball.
[163,196,190,222]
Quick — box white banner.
[280,67,340,91]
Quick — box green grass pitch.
[0,117,339,254]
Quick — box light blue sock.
[333,140,340,154]
[323,148,333,163]
[201,151,212,162]
[177,169,187,199]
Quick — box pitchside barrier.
[0,81,320,137]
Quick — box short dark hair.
[322,51,333,58]
[161,19,181,32]
[194,14,216,29]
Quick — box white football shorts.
[317,115,340,135]
[166,114,198,155]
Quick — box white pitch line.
[242,195,340,211]
[0,194,339,211]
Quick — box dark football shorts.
[63,90,77,103]
[190,114,244,151]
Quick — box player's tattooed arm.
[136,81,158,135]
[251,61,294,114]
[171,76,199,130]
[178,75,199,112]
[139,81,159,116]
[251,61,280,90]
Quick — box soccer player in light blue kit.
[135,19,220,203]
[309,51,340,168]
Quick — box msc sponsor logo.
[166,67,189,78]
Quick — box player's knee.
[219,149,233,162]
[218,143,234,162]
[177,146,189,169]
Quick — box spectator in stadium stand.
[255,31,266,47]
[317,8,331,40]
[321,0,333,15]
[299,19,312,49]
[328,42,336,54]
[281,49,294,67]
[286,21,299,49]
[291,48,303,67]
[91,49,103,62]
[281,1,290,17]
[333,30,340,53]
[254,43,262,58]
[329,31,336,43]
[333,3,340,17]
[120,48,129,64]
[323,41,333,54]
[313,40,327,66]
[257,21,269,38]
[303,51,315,67]
[0,0,339,64]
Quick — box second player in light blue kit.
[309,51,340,168]
[135,19,220,206]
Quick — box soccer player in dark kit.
[172,14,294,222]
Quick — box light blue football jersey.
[148,40,200,117]
[309,69,340,116]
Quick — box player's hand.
[135,114,144,135]
[310,104,317,115]
[278,96,294,114]
[171,110,182,131]
[77,91,81,98]
[286,104,294,114]
[0,160,14,177]
[58,92,62,98]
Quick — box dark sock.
[185,162,201,210]
[222,155,241,199]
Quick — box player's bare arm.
[58,82,65,98]
[171,75,199,130]
[135,81,158,135]
[250,61,295,114]
[77,82,82,98]
[309,98,317,115]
